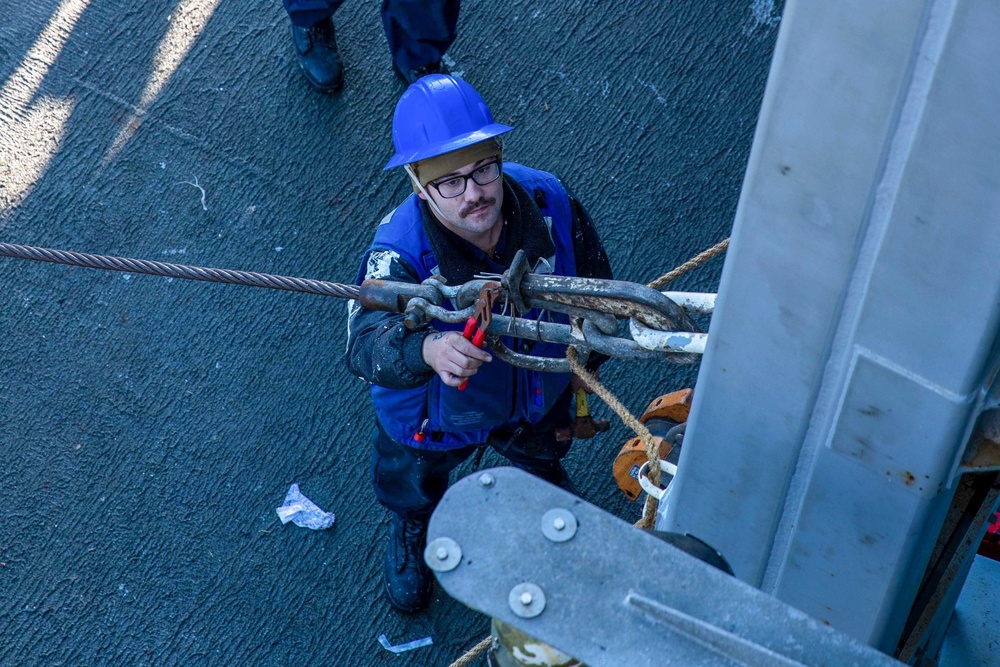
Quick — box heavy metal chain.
[0,242,361,300]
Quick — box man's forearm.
[346,307,435,388]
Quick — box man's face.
[419,158,504,238]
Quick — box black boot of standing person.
[290,16,344,93]
[283,0,460,91]
[383,0,459,85]
[392,58,449,86]
[383,513,433,613]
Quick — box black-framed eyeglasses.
[428,161,501,198]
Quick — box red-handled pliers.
[458,282,501,391]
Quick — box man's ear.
[416,191,427,201]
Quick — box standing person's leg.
[371,421,475,612]
[283,0,345,92]
[381,0,460,84]
[490,388,580,495]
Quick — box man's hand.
[422,331,493,387]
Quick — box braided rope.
[0,242,361,300]
[566,347,660,530]
[647,237,729,290]
[569,237,731,529]
[446,635,492,667]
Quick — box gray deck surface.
[0,1,780,664]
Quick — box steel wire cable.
[0,242,361,300]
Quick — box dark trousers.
[371,389,574,520]
[282,0,461,71]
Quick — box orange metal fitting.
[613,388,694,500]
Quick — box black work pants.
[282,0,460,71]
[370,388,574,520]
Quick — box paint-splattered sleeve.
[345,248,435,388]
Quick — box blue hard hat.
[384,75,514,170]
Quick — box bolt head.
[424,537,462,573]
[479,473,495,487]
[509,583,546,619]
[541,508,578,543]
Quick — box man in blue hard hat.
[346,75,612,613]
[283,0,458,92]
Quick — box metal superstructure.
[430,0,1000,664]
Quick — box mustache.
[459,197,496,218]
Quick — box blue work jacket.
[361,163,580,450]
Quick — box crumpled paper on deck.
[275,483,335,530]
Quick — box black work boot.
[392,59,449,85]
[290,17,344,92]
[383,514,432,613]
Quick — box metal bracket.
[427,467,905,667]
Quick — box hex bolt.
[425,537,462,573]
[479,473,495,487]
[509,583,546,619]
[541,508,578,543]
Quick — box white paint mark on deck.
[635,77,667,106]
